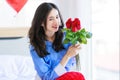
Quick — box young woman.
[28,2,82,80]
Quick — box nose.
[53,19,59,25]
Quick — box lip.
[52,26,58,29]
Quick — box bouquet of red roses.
[63,18,92,45]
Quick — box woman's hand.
[66,43,81,58]
[60,43,81,67]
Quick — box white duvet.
[0,55,36,80]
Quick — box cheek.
[46,23,52,30]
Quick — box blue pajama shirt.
[29,41,76,80]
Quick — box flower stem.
[75,54,81,71]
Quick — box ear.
[41,23,44,27]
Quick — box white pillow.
[0,55,36,80]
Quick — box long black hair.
[28,2,64,58]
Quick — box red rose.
[66,18,72,29]
[71,18,81,32]
[63,18,92,45]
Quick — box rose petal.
[66,18,72,29]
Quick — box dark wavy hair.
[28,2,64,58]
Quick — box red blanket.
[56,72,85,80]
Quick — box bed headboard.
[0,27,29,38]
[0,37,30,56]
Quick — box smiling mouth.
[52,26,58,29]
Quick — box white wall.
[0,0,52,27]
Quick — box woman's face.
[45,8,60,33]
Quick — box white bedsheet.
[0,55,36,80]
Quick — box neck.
[46,32,55,42]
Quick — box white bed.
[0,37,38,80]
[0,55,37,80]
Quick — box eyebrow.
[48,16,54,19]
[48,15,59,19]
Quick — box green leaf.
[80,28,86,33]
[81,32,87,37]
[63,38,70,44]
[78,38,82,43]
[79,33,86,39]
[62,28,71,32]
[86,32,92,38]
[71,36,78,45]
[66,36,72,40]
[78,33,87,44]
[81,37,87,44]
[67,32,73,36]
[76,31,81,36]
[71,40,77,45]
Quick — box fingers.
[71,44,81,52]
[70,44,81,50]
[74,44,81,49]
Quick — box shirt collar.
[45,40,52,46]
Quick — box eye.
[49,18,53,21]
[56,15,59,19]
[56,16,58,19]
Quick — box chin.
[54,29,59,32]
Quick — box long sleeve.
[29,41,76,80]
[30,47,68,80]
